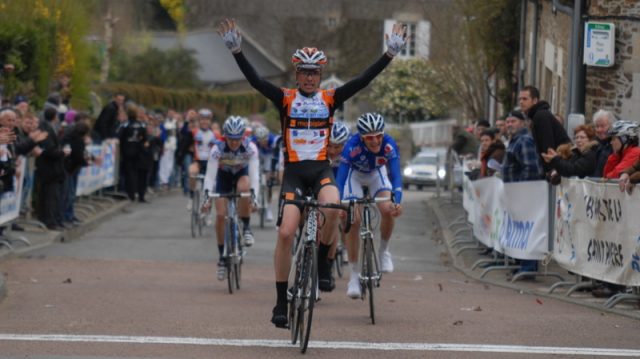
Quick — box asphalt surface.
[0,189,639,358]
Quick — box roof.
[151,28,287,85]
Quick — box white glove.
[222,28,242,53]
[385,24,408,57]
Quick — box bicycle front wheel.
[364,237,376,324]
[226,220,238,294]
[298,243,317,353]
[190,191,200,238]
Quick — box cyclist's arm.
[233,52,283,105]
[333,54,392,105]
[203,148,220,195]
[387,156,403,204]
[248,142,260,195]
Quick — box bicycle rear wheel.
[298,243,317,353]
[335,246,344,278]
[259,184,266,228]
[364,236,375,324]
[226,220,237,294]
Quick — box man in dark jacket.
[118,105,148,202]
[592,109,614,177]
[36,107,70,230]
[518,86,571,172]
[61,118,92,224]
[94,93,125,141]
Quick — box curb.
[428,196,640,320]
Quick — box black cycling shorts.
[197,160,208,175]
[216,168,249,194]
[280,160,336,206]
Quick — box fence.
[460,169,640,309]
[0,140,121,251]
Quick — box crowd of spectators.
[454,85,640,296]
[0,91,232,234]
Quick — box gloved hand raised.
[385,23,409,57]
[217,18,242,54]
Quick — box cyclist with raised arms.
[202,116,260,280]
[252,125,280,221]
[187,109,217,209]
[218,18,407,328]
[336,112,403,299]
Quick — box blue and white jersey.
[203,138,260,195]
[336,133,403,203]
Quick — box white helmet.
[608,120,639,145]
[254,126,269,141]
[223,116,246,139]
[330,121,350,145]
[357,112,385,135]
[198,108,212,118]
[291,47,327,70]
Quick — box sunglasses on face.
[362,133,383,141]
[298,69,321,77]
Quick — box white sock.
[350,263,359,278]
[379,239,389,253]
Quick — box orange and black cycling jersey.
[233,51,391,164]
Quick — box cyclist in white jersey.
[188,112,217,208]
[202,116,260,279]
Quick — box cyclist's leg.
[317,183,340,292]
[214,197,228,280]
[236,174,254,246]
[372,166,395,272]
[188,161,200,200]
[272,203,300,327]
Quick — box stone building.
[521,0,639,123]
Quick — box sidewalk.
[428,192,640,320]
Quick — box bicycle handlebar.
[283,198,353,234]
[208,192,252,199]
[340,196,393,205]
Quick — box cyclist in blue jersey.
[336,112,403,299]
[252,125,280,221]
[202,116,260,280]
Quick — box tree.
[110,46,201,89]
[367,59,455,123]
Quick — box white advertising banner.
[0,156,27,225]
[554,178,640,286]
[101,140,117,187]
[462,176,550,259]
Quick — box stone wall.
[585,0,640,122]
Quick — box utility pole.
[99,5,119,84]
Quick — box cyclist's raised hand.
[217,18,242,54]
[385,23,409,57]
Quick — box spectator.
[495,117,509,146]
[61,118,93,225]
[542,124,598,183]
[619,158,640,194]
[35,107,69,230]
[94,93,125,141]
[158,111,178,189]
[0,109,18,194]
[592,109,615,177]
[501,110,543,182]
[13,95,29,116]
[474,119,491,140]
[603,120,640,179]
[479,129,505,178]
[518,85,571,172]
[118,104,148,202]
[145,121,164,192]
[177,109,197,196]
[451,124,478,157]
[501,110,542,276]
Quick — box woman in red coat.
[603,121,640,179]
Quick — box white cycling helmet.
[198,108,213,118]
[223,116,247,139]
[330,121,350,145]
[357,112,385,135]
[291,47,327,70]
[254,126,269,141]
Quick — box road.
[0,189,639,358]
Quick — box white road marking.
[0,334,639,356]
